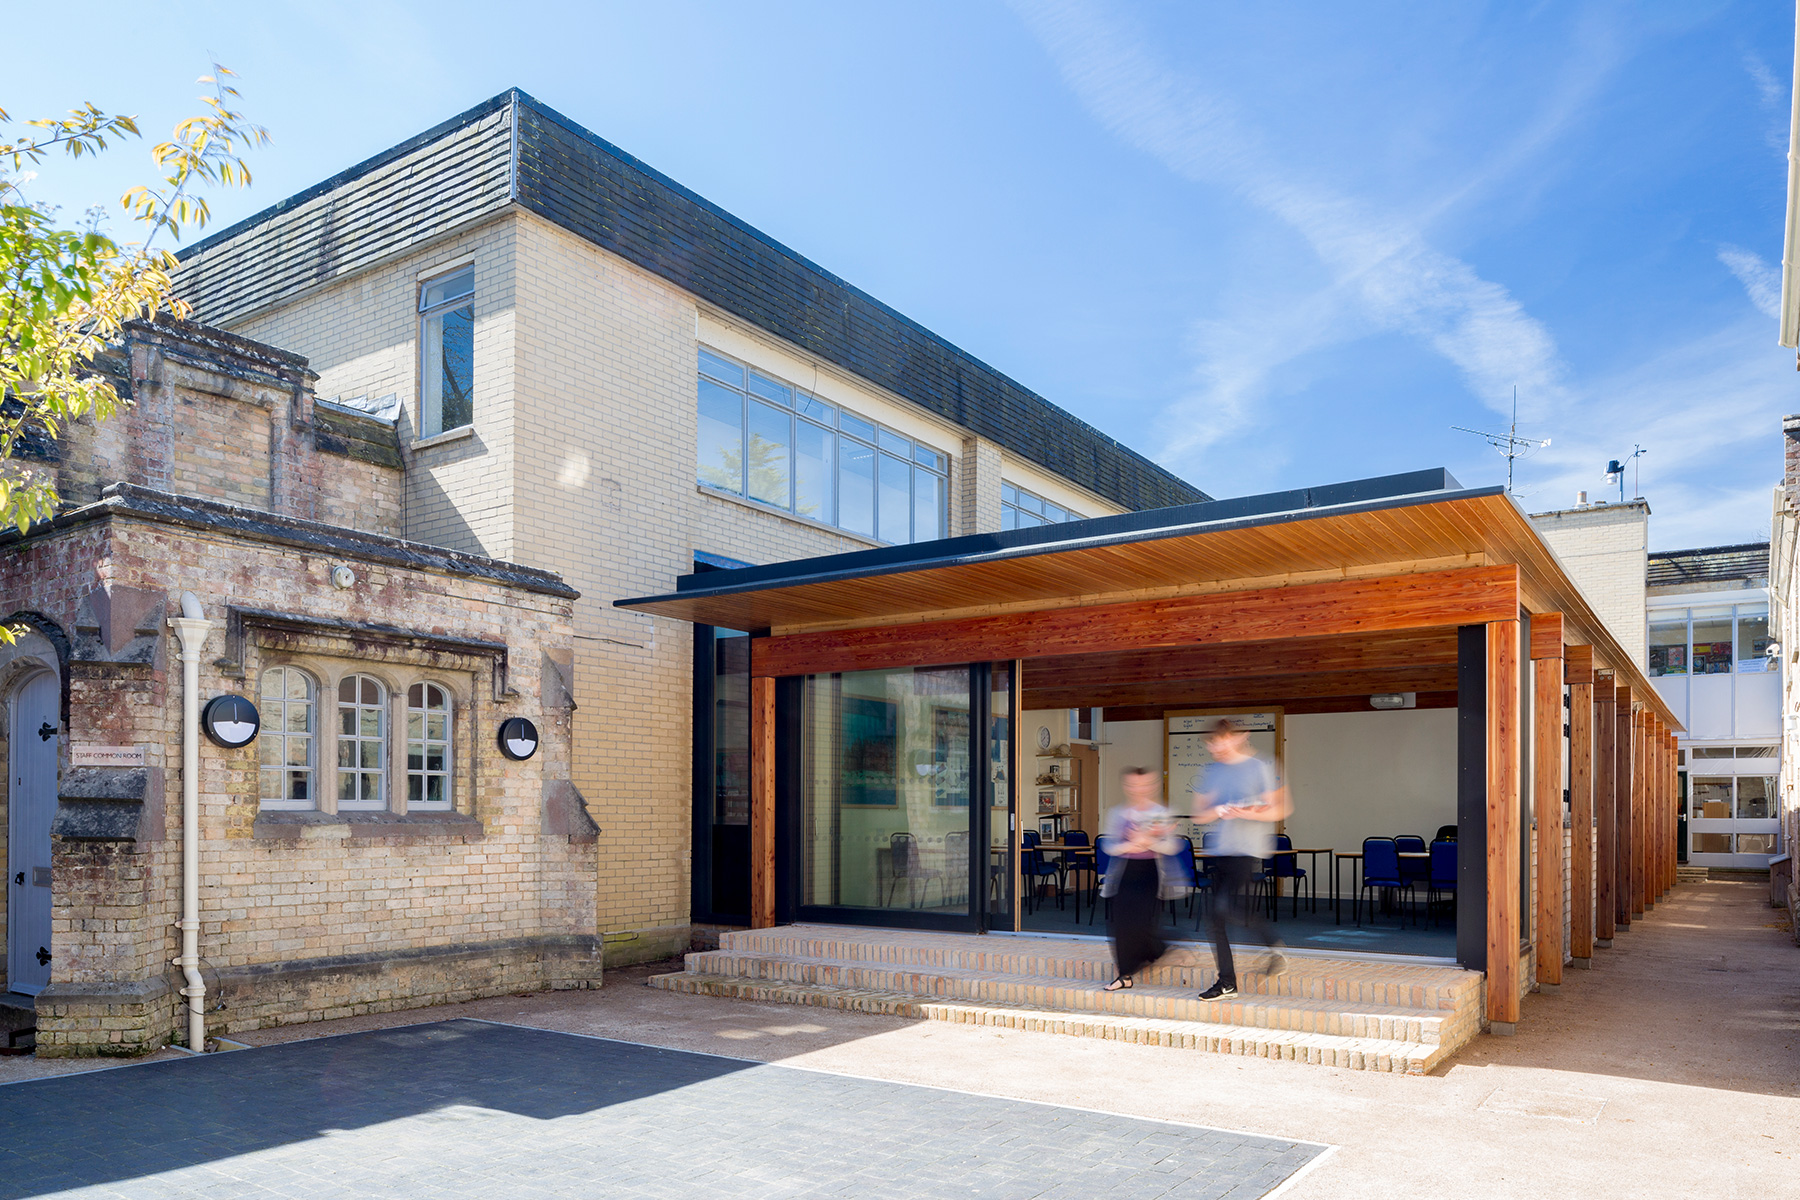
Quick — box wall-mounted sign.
[202,694,261,749]
[497,716,539,761]
[71,744,146,768]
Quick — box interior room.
[1012,632,1463,959]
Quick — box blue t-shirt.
[1197,757,1277,858]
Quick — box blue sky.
[8,1,1794,548]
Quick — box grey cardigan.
[1097,805,1190,901]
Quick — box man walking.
[1191,719,1290,1000]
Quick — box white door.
[7,672,57,995]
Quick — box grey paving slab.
[0,1020,1324,1199]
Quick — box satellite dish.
[201,694,261,749]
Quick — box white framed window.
[258,667,316,810]
[337,674,386,810]
[419,267,474,437]
[697,347,948,544]
[407,682,454,810]
[1647,604,1776,677]
[1002,482,1081,530]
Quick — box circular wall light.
[497,716,540,760]
[202,694,261,748]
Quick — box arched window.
[407,682,453,810]
[337,674,386,809]
[258,667,315,809]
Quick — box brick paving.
[0,1018,1325,1199]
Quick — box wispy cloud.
[1743,51,1789,156]
[1007,0,1574,467]
[1519,319,1785,547]
[1718,244,1782,319]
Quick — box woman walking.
[1099,766,1180,991]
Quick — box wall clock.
[1037,725,1052,751]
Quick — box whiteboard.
[1165,711,1280,814]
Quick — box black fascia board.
[620,468,1479,611]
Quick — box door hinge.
[35,946,51,966]
[37,721,57,742]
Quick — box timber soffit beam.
[172,90,1203,517]
[616,469,1680,730]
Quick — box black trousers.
[1108,858,1167,978]
[1207,855,1280,986]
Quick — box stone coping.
[251,809,486,842]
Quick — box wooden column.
[1486,618,1522,1028]
[1531,617,1565,988]
[1614,687,1634,930]
[1659,731,1670,896]
[1567,648,1594,963]
[1593,672,1616,944]
[749,674,777,930]
[1665,731,1678,896]
[1632,710,1648,916]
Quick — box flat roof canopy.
[619,468,1679,728]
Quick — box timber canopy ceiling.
[617,468,1679,728]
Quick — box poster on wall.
[1165,711,1281,813]
[932,707,970,806]
[842,697,898,806]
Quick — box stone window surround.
[254,652,469,819]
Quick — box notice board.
[1164,710,1283,814]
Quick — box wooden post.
[1659,731,1669,896]
[1614,688,1634,930]
[1593,672,1616,945]
[1487,618,1522,1029]
[1567,649,1594,963]
[1665,731,1677,896]
[750,674,777,930]
[1531,620,1565,988]
[1633,710,1648,916]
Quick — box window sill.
[411,424,476,451]
[696,485,884,548]
[252,809,484,842]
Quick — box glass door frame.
[782,662,996,933]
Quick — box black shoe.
[1198,980,1237,1001]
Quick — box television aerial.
[1451,387,1550,493]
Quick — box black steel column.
[1457,624,1488,971]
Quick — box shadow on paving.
[1452,881,1800,1098]
[0,1018,1326,1200]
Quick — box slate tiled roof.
[178,91,1208,514]
[1646,543,1770,589]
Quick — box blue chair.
[1171,835,1210,929]
[1265,833,1307,918]
[1394,834,1429,888]
[1061,829,1095,920]
[1358,837,1415,927]
[1020,829,1062,913]
[1427,839,1457,926]
[1087,835,1114,925]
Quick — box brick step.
[647,971,1453,1075]
[685,949,1458,1043]
[717,927,1480,1011]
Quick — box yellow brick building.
[171,90,1204,966]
